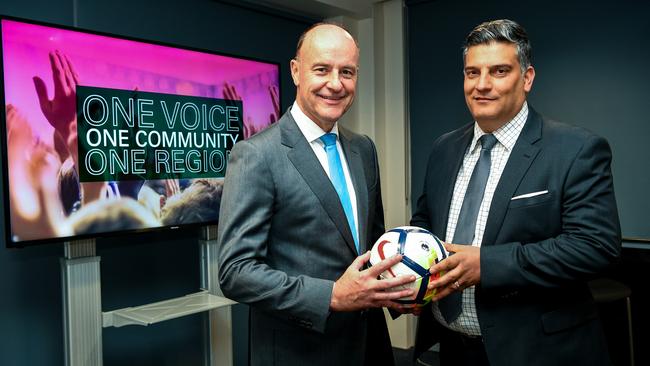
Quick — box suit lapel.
[339,128,367,253]
[281,114,357,255]
[482,108,543,246]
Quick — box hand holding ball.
[369,226,448,306]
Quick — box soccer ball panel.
[369,226,448,305]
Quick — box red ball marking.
[377,240,396,278]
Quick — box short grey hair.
[463,19,532,72]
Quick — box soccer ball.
[369,226,448,306]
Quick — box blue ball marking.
[387,227,437,304]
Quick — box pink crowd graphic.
[1,18,280,244]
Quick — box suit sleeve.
[217,139,334,333]
[481,135,622,291]
[366,135,386,243]
[410,146,436,232]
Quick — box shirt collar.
[290,101,339,144]
[469,101,528,152]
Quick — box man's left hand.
[427,243,481,301]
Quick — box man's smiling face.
[290,25,359,131]
[463,41,534,131]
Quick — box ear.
[523,65,535,93]
[290,58,300,87]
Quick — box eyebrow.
[464,63,513,70]
[310,62,358,70]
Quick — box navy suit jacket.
[412,107,621,366]
[218,111,392,366]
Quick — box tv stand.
[60,226,235,366]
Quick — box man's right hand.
[329,251,416,312]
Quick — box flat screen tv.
[0,16,280,247]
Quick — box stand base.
[103,290,236,328]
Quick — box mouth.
[473,96,497,102]
[317,94,347,103]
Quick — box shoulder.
[543,117,597,139]
[424,122,472,158]
[539,116,610,151]
[245,120,282,146]
[437,122,472,145]
[231,120,282,156]
[339,126,377,155]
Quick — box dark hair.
[160,179,223,225]
[68,198,160,235]
[295,22,359,58]
[463,19,532,72]
[58,157,81,216]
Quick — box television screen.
[0,17,280,247]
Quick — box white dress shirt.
[432,102,529,335]
[290,102,359,248]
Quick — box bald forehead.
[297,24,358,58]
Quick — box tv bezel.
[0,14,281,248]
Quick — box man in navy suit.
[412,19,621,365]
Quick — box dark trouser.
[364,309,395,366]
[439,327,490,366]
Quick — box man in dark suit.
[412,19,621,365]
[218,23,416,366]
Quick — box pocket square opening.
[511,190,549,200]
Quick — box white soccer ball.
[369,226,448,306]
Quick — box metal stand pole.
[61,239,102,366]
[200,225,234,366]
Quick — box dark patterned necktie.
[439,133,497,323]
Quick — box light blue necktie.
[320,133,359,253]
[440,133,497,323]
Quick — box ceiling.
[238,0,385,20]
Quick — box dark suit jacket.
[217,111,392,366]
[411,107,621,366]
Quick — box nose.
[476,72,492,91]
[326,71,343,92]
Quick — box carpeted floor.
[393,348,439,366]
